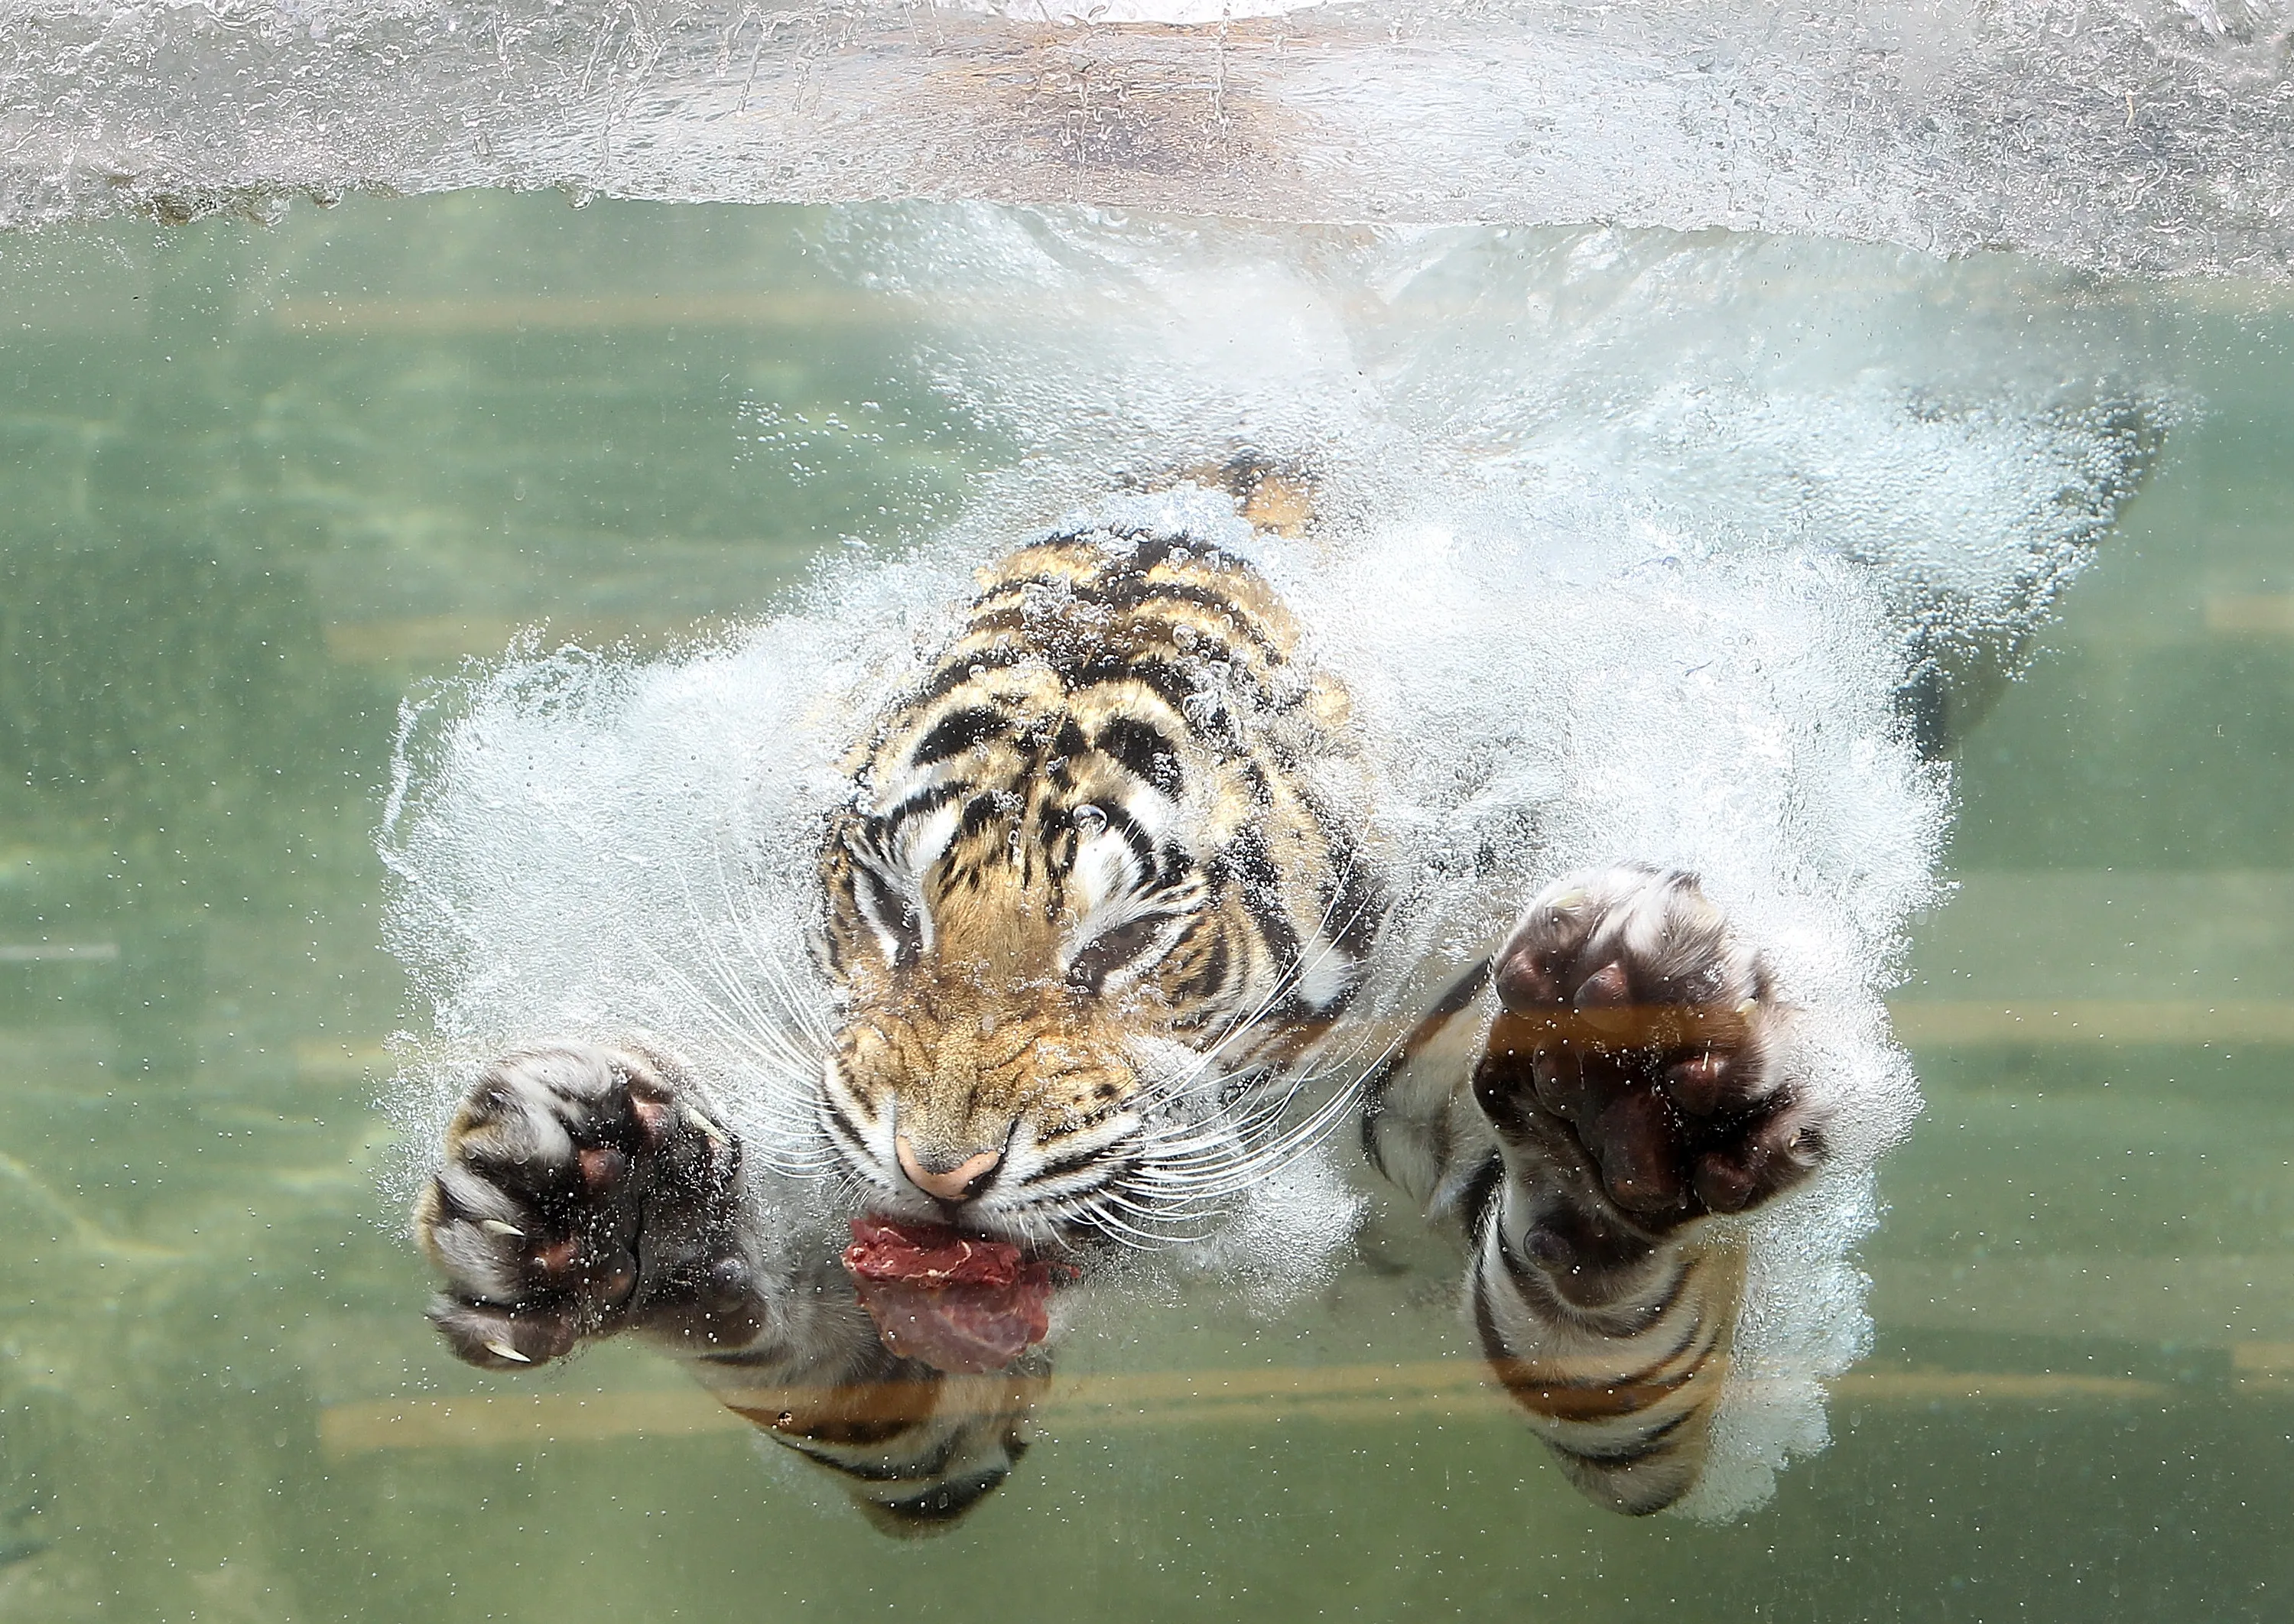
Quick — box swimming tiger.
[412,472,1867,1528]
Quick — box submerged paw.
[1475,867,1825,1229]
[414,1042,741,1369]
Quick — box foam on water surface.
[7,1,2292,276]
[382,214,2166,1518]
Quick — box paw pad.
[1479,867,1824,1229]
[414,1042,749,1371]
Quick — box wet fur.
[416,489,1875,1525]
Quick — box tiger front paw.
[1473,867,1824,1236]
[414,1042,755,1369]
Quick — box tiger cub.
[414,490,1819,1528]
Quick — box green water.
[4,192,2294,1622]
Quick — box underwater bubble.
[382,215,2168,1521]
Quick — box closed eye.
[856,869,924,967]
[1067,915,1169,992]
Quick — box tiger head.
[807,524,1376,1249]
[816,710,1234,1246]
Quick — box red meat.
[841,1217,1061,1375]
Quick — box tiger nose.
[895,1135,1004,1204]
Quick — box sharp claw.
[682,1101,729,1146]
[1780,1121,1824,1166]
[681,1100,726,1139]
[479,1219,525,1239]
[483,1339,532,1364]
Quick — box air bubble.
[384,216,2166,1524]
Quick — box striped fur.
[680,1280,1050,1538]
[415,488,1811,1528]
[1351,973,1755,1515]
[1472,1189,1743,1515]
[1359,863,1811,1515]
[813,518,1382,1249]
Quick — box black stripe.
[1492,1230,1688,1340]
[427,1172,479,1226]
[1112,528,1255,578]
[1322,843,1386,957]
[1093,798,1159,877]
[1358,1099,1387,1178]
[822,1096,874,1157]
[1032,1106,1125,1142]
[1551,1406,1698,1468]
[966,572,1278,671]
[1429,958,1496,1021]
[1498,1322,1714,1407]
[1178,928,1231,1002]
[872,778,967,831]
[856,869,921,962]
[1021,525,1256,580]
[910,644,1037,706]
[1086,578,1283,659]
[957,792,1001,840]
[1023,1143,1125,1185]
[1059,653,1204,717]
[1094,715,1184,792]
[875,1466,1012,1521]
[1460,1151,1506,1246]
[911,706,1009,766]
[781,1429,966,1484]
[1475,1243,1700,1429]
[1223,818,1302,974]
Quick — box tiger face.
[812,521,1380,1247]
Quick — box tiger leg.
[1472,864,1824,1512]
[414,1041,765,1367]
[687,1304,1053,1538]
[1367,866,1824,1514]
[414,1041,1043,1531]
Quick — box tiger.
[408,463,2000,1529]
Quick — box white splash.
[382,211,2168,1518]
[7,2,2291,277]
